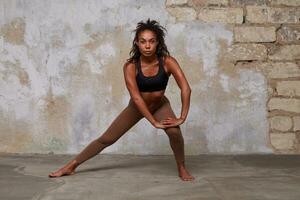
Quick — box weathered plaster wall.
[1,0,298,155]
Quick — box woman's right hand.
[152,121,166,129]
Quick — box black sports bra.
[136,56,169,92]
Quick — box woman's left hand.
[161,117,184,128]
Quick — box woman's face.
[136,30,158,57]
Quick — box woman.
[49,19,194,181]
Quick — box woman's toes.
[48,172,56,178]
[48,168,75,178]
[48,170,63,178]
[180,174,195,181]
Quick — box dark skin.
[124,30,194,181]
[48,29,194,181]
[125,30,191,129]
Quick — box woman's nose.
[145,42,150,48]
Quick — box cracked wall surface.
[1,0,298,154]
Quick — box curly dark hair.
[127,19,170,63]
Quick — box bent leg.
[74,101,143,165]
[153,98,194,181]
[153,99,185,164]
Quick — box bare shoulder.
[163,55,181,74]
[164,56,179,69]
[123,60,136,72]
[163,55,178,66]
[123,60,135,68]
[123,61,137,77]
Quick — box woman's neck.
[140,54,158,64]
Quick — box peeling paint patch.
[168,22,233,77]
[0,18,25,45]
[85,42,116,74]
[236,69,266,107]
[219,73,230,92]
[69,92,98,153]
[17,68,29,86]
[0,43,47,98]
[203,69,271,153]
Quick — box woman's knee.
[166,127,184,141]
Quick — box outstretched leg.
[49,100,143,178]
[153,97,194,181]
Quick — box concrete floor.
[0,153,300,200]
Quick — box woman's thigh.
[153,97,176,121]
[153,97,181,134]
[97,100,143,144]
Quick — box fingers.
[157,123,179,129]
[156,123,174,129]
[161,119,176,125]
[161,118,175,122]
[162,121,173,125]
[154,122,168,129]
[163,123,179,128]
[155,118,182,129]
[162,117,174,121]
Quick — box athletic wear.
[74,96,184,165]
[136,56,169,92]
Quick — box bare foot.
[48,160,78,178]
[178,165,195,181]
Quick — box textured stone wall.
[166,0,300,153]
[0,0,299,154]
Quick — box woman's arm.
[123,62,165,129]
[162,56,192,127]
